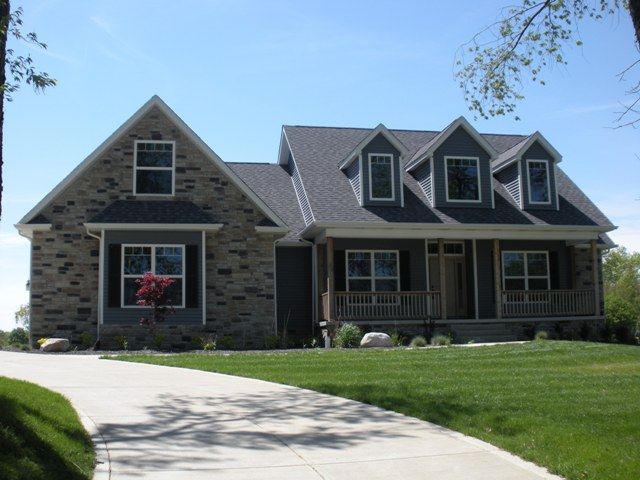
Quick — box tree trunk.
[0,0,8,220]
[630,0,640,48]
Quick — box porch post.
[493,239,502,320]
[591,239,600,316]
[438,238,447,320]
[327,236,335,320]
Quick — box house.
[16,96,616,349]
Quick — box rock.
[360,332,393,348]
[40,338,70,352]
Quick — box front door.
[429,257,468,317]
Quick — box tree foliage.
[456,0,640,125]
[14,303,29,329]
[135,272,176,331]
[603,247,640,337]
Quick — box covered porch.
[317,235,603,326]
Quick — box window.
[134,141,175,195]
[502,251,549,291]
[526,159,551,204]
[368,154,395,200]
[346,250,399,292]
[427,241,464,256]
[122,245,185,308]
[445,157,481,202]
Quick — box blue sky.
[0,0,638,330]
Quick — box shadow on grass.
[0,395,92,480]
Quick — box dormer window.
[134,140,175,195]
[368,154,395,200]
[526,159,550,204]
[445,156,481,202]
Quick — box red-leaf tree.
[135,272,176,330]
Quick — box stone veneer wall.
[29,106,282,349]
[572,247,604,317]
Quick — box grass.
[0,377,95,480]
[109,341,640,480]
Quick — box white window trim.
[367,153,395,201]
[133,140,176,196]
[427,240,465,256]
[121,244,186,309]
[444,156,482,203]
[525,158,552,205]
[501,250,550,291]
[345,249,400,292]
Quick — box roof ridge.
[227,161,275,165]
[284,124,528,138]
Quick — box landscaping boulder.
[40,338,70,352]
[360,332,392,348]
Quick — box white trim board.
[338,123,408,170]
[84,222,223,232]
[19,95,286,227]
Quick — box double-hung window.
[134,141,175,195]
[445,157,481,202]
[346,250,399,292]
[368,154,395,200]
[502,251,549,291]
[122,245,185,308]
[526,159,551,204]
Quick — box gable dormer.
[407,116,498,209]
[493,132,561,211]
[339,124,408,207]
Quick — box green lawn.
[111,341,640,480]
[0,377,95,480]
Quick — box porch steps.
[451,323,519,344]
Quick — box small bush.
[264,334,280,350]
[115,335,128,351]
[334,323,362,348]
[203,340,216,351]
[153,334,166,350]
[430,334,451,346]
[390,331,405,347]
[303,337,319,348]
[218,335,235,350]
[535,330,549,341]
[409,335,427,348]
[80,332,94,349]
[8,328,29,346]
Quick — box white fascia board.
[255,225,289,234]
[84,222,224,232]
[20,95,287,228]
[277,127,292,166]
[14,223,52,239]
[492,131,563,174]
[406,116,499,172]
[338,123,408,170]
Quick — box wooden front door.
[429,257,468,317]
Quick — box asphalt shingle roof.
[89,200,216,224]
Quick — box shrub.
[203,340,216,351]
[153,334,166,350]
[115,335,128,351]
[430,334,451,346]
[534,330,549,341]
[8,328,29,346]
[409,335,427,348]
[135,272,177,331]
[334,323,362,348]
[605,294,639,344]
[303,337,319,349]
[264,334,280,350]
[80,332,93,349]
[390,330,406,347]
[217,335,235,350]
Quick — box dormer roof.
[337,123,409,170]
[493,131,562,173]
[405,116,499,172]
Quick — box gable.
[19,96,285,227]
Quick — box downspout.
[85,227,104,346]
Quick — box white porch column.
[493,239,502,320]
[438,238,447,320]
[327,236,335,321]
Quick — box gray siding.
[433,126,493,208]
[103,230,202,325]
[344,158,362,204]
[495,162,521,206]
[476,239,571,319]
[361,133,403,207]
[288,153,314,225]
[333,238,426,290]
[276,246,313,337]
[520,141,558,210]
[413,160,433,205]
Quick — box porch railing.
[502,289,595,317]
[321,291,441,321]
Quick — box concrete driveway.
[0,351,560,479]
